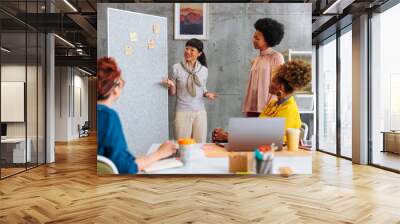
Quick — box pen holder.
[255,150,274,174]
[255,158,274,174]
[228,152,254,173]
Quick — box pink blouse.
[242,48,284,113]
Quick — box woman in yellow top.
[212,60,311,143]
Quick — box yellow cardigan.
[259,96,301,142]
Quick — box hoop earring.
[276,91,282,97]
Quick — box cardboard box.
[228,152,254,173]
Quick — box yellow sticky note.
[129,32,138,42]
[124,45,133,55]
[153,24,160,34]
[148,39,155,49]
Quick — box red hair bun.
[97,57,121,99]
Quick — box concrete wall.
[55,67,69,141]
[98,3,312,141]
[55,67,89,141]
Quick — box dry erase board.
[1,82,25,122]
[106,8,168,156]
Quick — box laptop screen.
[227,118,285,151]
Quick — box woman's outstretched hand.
[161,76,175,89]
[204,92,218,101]
[136,140,178,171]
[156,140,178,159]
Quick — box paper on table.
[202,144,229,158]
[143,158,183,173]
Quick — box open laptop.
[225,118,285,151]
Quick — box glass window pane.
[371,3,400,171]
[27,31,38,169]
[318,37,337,154]
[38,33,45,165]
[1,31,27,177]
[0,1,46,179]
[340,29,352,158]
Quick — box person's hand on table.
[212,128,228,143]
[156,140,177,159]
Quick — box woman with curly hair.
[213,60,312,143]
[243,18,285,117]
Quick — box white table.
[1,138,31,163]
[144,144,312,174]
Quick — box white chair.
[300,122,308,141]
[97,155,119,174]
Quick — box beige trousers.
[174,110,207,143]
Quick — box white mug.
[179,144,194,163]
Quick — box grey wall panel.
[106,8,168,156]
[98,3,312,143]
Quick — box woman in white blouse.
[163,38,218,143]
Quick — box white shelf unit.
[282,49,315,148]
[294,94,315,114]
[283,49,313,62]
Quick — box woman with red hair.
[97,57,177,174]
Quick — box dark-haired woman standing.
[164,38,218,143]
[97,57,177,174]
[243,18,285,117]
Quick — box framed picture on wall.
[174,3,208,40]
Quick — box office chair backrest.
[300,122,308,141]
[97,155,119,174]
[82,121,90,129]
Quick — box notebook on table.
[143,144,184,173]
[143,158,183,173]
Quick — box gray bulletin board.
[107,8,168,156]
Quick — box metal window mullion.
[44,34,47,164]
[336,29,341,157]
[0,24,2,179]
[25,0,28,171]
[73,68,75,118]
[36,0,39,167]
[69,68,71,118]
[60,67,62,117]
[316,45,320,150]
[367,10,373,165]
[44,31,47,164]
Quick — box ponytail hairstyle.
[97,57,122,100]
[185,38,207,67]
